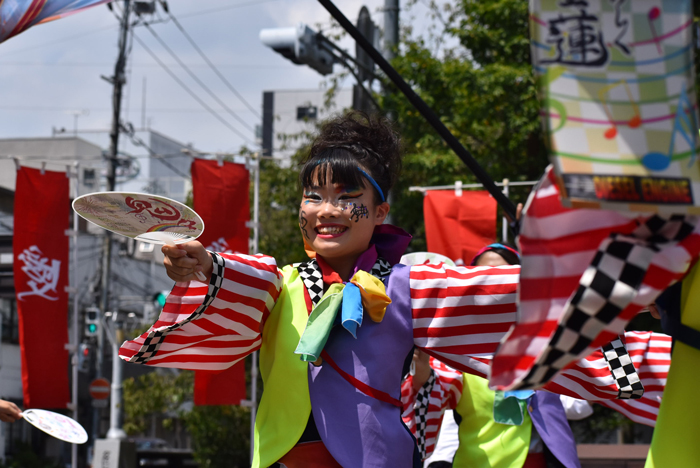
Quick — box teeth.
[317,226,346,234]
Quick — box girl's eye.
[339,193,362,200]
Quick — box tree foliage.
[381,0,548,251]
[123,370,251,468]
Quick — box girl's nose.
[318,199,341,217]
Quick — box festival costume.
[402,359,580,468]
[120,225,523,467]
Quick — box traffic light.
[85,307,100,337]
[259,23,335,76]
[78,343,91,373]
[153,290,169,309]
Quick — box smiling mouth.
[316,226,348,235]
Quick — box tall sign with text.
[14,166,70,408]
[531,0,700,213]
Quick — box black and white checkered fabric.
[413,370,436,460]
[297,259,324,306]
[516,215,696,390]
[602,337,644,399]
[297,257,393,307]
[129,252,225,364]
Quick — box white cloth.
[423,410,459,467]
[560,395,594,420]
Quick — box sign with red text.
[530,0,700,214]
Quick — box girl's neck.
[319,254,360,282]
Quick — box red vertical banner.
[13,166,70,409]
[191,158,250,405]
[423,190,497,265]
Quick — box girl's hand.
[162,241,213,283]
[0,400,21,423]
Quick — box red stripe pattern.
[491,166,700,391]
[119,252,282,370]
[410,263,520,377]
[401,358,463,459]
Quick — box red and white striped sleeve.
[409,263,520,377]
[543,331,671,426]
[402,358,463,460]
[119,252,283,370]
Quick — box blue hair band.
[358,168,386,202]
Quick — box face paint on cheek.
[299,210,310,239]
[349,203,370,223]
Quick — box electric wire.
[131,32,254,144]
[142,22,256,135]
[164,12,261,119]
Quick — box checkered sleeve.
[409,263,520,378]
[119,252,283,370]
[402,358,463,460]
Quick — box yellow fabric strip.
[646,263,700,467]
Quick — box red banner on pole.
[191,158,250,405]
[13,166,70,409]
[423,190,497,265]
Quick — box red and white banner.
[13,166,70,408]
[423,190,497,264]
[191,158,250,405]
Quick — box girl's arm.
[119,252,283,370]
[409,262,520,377]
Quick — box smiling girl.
[119,112,521,468]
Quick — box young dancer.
[119,112,670,467]
[119,112,521,467]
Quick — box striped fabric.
[409,264,520,378]
[491,166,700,391]
[545,331,671,426]
[119,252,282,369]
[401,358,463,460]
[120,253,523,378]
[404,332,670,460]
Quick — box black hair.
[473,246,521,266]
[299,111,402,204]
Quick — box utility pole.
[96,0,132,443]
[383,0,399,62]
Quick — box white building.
[261,88,353,163]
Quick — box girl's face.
[299,171,389,262]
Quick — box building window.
[296,106,318,121]
[0,298,18,344]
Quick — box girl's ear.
[374,202,390,225]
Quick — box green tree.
[382,0,547,251]
[123,370,251,468]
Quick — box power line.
[175,0,281,20]
[0,61,286,68]
[142,22,256,134]
[131,32,254,144]
[164,12,260,119]
[121,125,190,178]
[0,24,118,58]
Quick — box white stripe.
[413,313,516,329]
[410,272,520,290]
[520,251,597,279]
[410,292,517,310]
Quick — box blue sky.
[0,0,436,154]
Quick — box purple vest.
[529,392,581,468]
[308,264,415,467]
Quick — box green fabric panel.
[646,263,700,467]
[253,266,312,468]
[493,391,527,426]
[453,373,531,468]
[295,283,344,362]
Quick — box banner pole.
[71,163,80,468]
